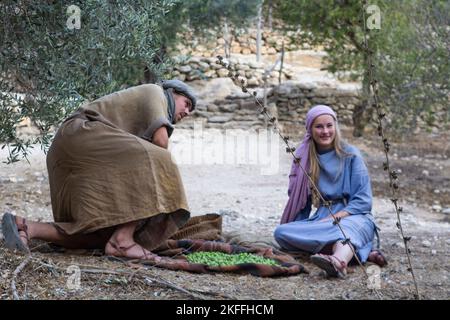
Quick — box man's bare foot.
[105,239,161,262]
[15,215,30,247]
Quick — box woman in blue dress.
[274,105,387,278]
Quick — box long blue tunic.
[274,144,376,262]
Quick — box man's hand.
[152,126,169,149]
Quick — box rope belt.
[320,197,348,207]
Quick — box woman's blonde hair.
[308,119,349,207]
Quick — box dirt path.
[0,128,448,300]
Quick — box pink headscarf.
[280,105,337,224]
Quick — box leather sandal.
[2,212,30,253]
[106,240,160,262]
[17,216,29,244]
[311,253,347,278]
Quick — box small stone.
[210,63,222,70]
[393,242,405,248]
[216,68,230,78]
[247,77,259,86]
[0,177,10,183]
[422,170,429,176]
[434,189,441,194]
[442,208,450,215]
[421,240,432,248]
[219,104,238,112]
[203,70,217,78]
[177,65,192,73]
[206,104,219,112]
[208,116,233,123]
[197,61,210,71]
[188,57,202,64]
[431,250,437,255]
[432,205,442,212]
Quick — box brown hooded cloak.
[46,84,190,250]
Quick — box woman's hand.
[319,210,350,222]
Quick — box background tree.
[374,0,449,134]
[143,0,261,81]
[169,0,261,59]
[273,0,380,137]
[3,1,445,163]
[0,0,177,163]
[0,0,262,163]
[273,0,449,136]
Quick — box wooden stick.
[11,254,32,300]
[35,259,207,300]
[143,276,205,300]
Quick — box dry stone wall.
[168,56,294,87]
[268,81,359,125]
[173,29,305,58]
[178,78,447,134]
[179,81,361,134]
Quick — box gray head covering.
[161,79,197,110]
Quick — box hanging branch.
[360,0,420,299]
[215,55,382,298]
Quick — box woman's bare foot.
[367,250,388,267]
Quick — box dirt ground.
[0,125,448,300]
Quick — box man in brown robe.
[2,80,197,260]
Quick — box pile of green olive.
[186,251,279,266]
